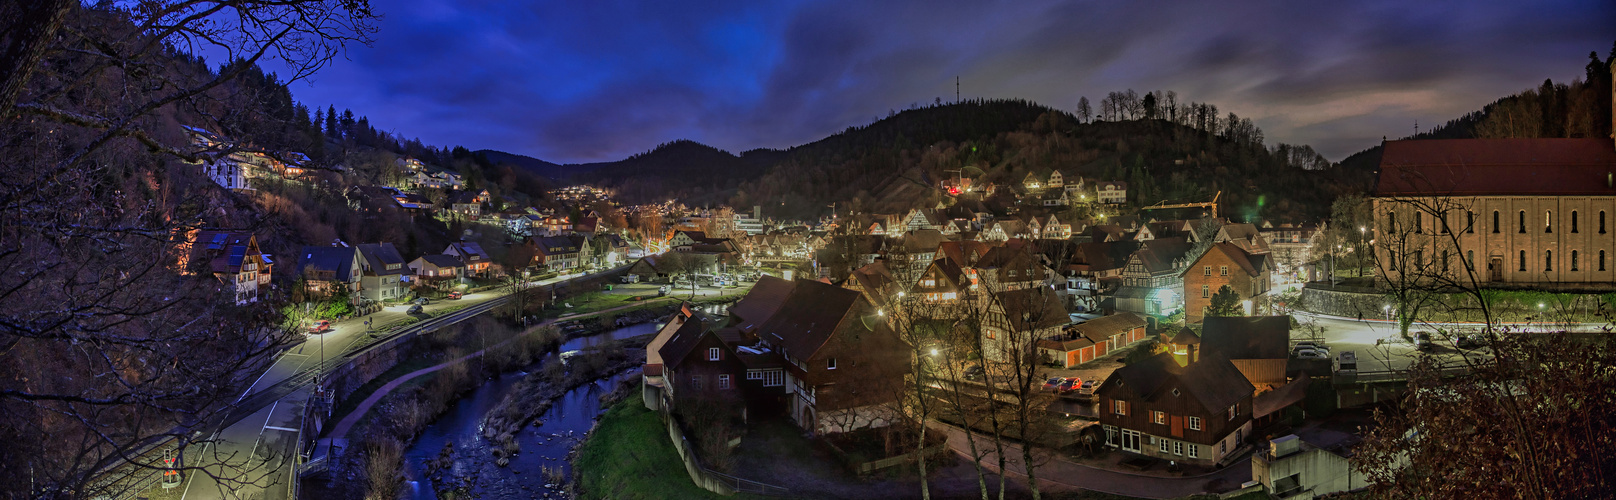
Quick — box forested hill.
[1338,48,1615,173]
[578,98,1370,223]
[475,149,572,179]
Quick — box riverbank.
[573,397,765,500]
[479,339,648,464]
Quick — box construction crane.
[1141,191,1222,219]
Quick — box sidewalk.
[927,421,1249,499]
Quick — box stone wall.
[1299,284,1389,319]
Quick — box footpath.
[927,421,1250,499]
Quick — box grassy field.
[574,397,767,500]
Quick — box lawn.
[573,398,766,500]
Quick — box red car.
[308,320,331,334]
[447,291,463,299]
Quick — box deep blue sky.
[266,0,1614,164]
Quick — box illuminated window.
[1546,210,1553,233]
[941,292,957,300]
[1114,400,1127,416]
[1152,410,1166,425]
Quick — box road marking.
[247,401,279,462]
[281,353,308,357]
[264,426,299,432]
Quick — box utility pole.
[956,76,960,104]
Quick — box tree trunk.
[0,0,72,118]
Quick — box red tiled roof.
[1374,138,1616,197]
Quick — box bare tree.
[1354,169,1616,497]
[0,2,376,498]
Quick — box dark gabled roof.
[1199,315,1290,360]
[419,254,464,269]
[994,287,1070,331]
[729,276,796,330]
[356,243,407,276]
[532,236,579,255]
[1038,335,1096,352]
[1373,138,1616,197]
[900,229,949,254]
[1090,224,1128,242]
[757,279,862,361]
[448,241,490,262]
[936,240,992,268]
[1099,352,1254,413]
[1217,223,1270,254]
[297,245,359,279]
[1170,328,1202,345]
[657,315,712,371]
[1132,236,1191,274]
[1069,241,1138,272]
[1189,242,1264,278]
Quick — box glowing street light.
[929,348,940,356]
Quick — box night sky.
[271,0,1614,164]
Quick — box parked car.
[1455,334,1483,349]
[1042,377,1065,392]
[1415,331,1435,351]
[1057,377,1082,394]
[1294,348,1327,360]
[407,304,423,315]
[307,320,331,334]
[447,291,463,299]
[414,297,430,305]
[1076,379,1100,398]
[962,364,985,381]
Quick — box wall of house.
[1374,196,1616,289]
[1253,445,1368,499]
[1099,386,1253,465]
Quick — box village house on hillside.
[356,243,409,302]
[1098,351,1256,467]
[1183,242,1273,323]
[175,229,272,304]
[297,245,364,303]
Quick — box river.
[402,322,658,499]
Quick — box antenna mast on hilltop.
[956,76,960,103]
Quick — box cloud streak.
[275,0,1615,163]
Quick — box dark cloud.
[269,0,1615,163]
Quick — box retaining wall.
[1299,284,1389,319]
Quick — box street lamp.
[1358,227,1367,277]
